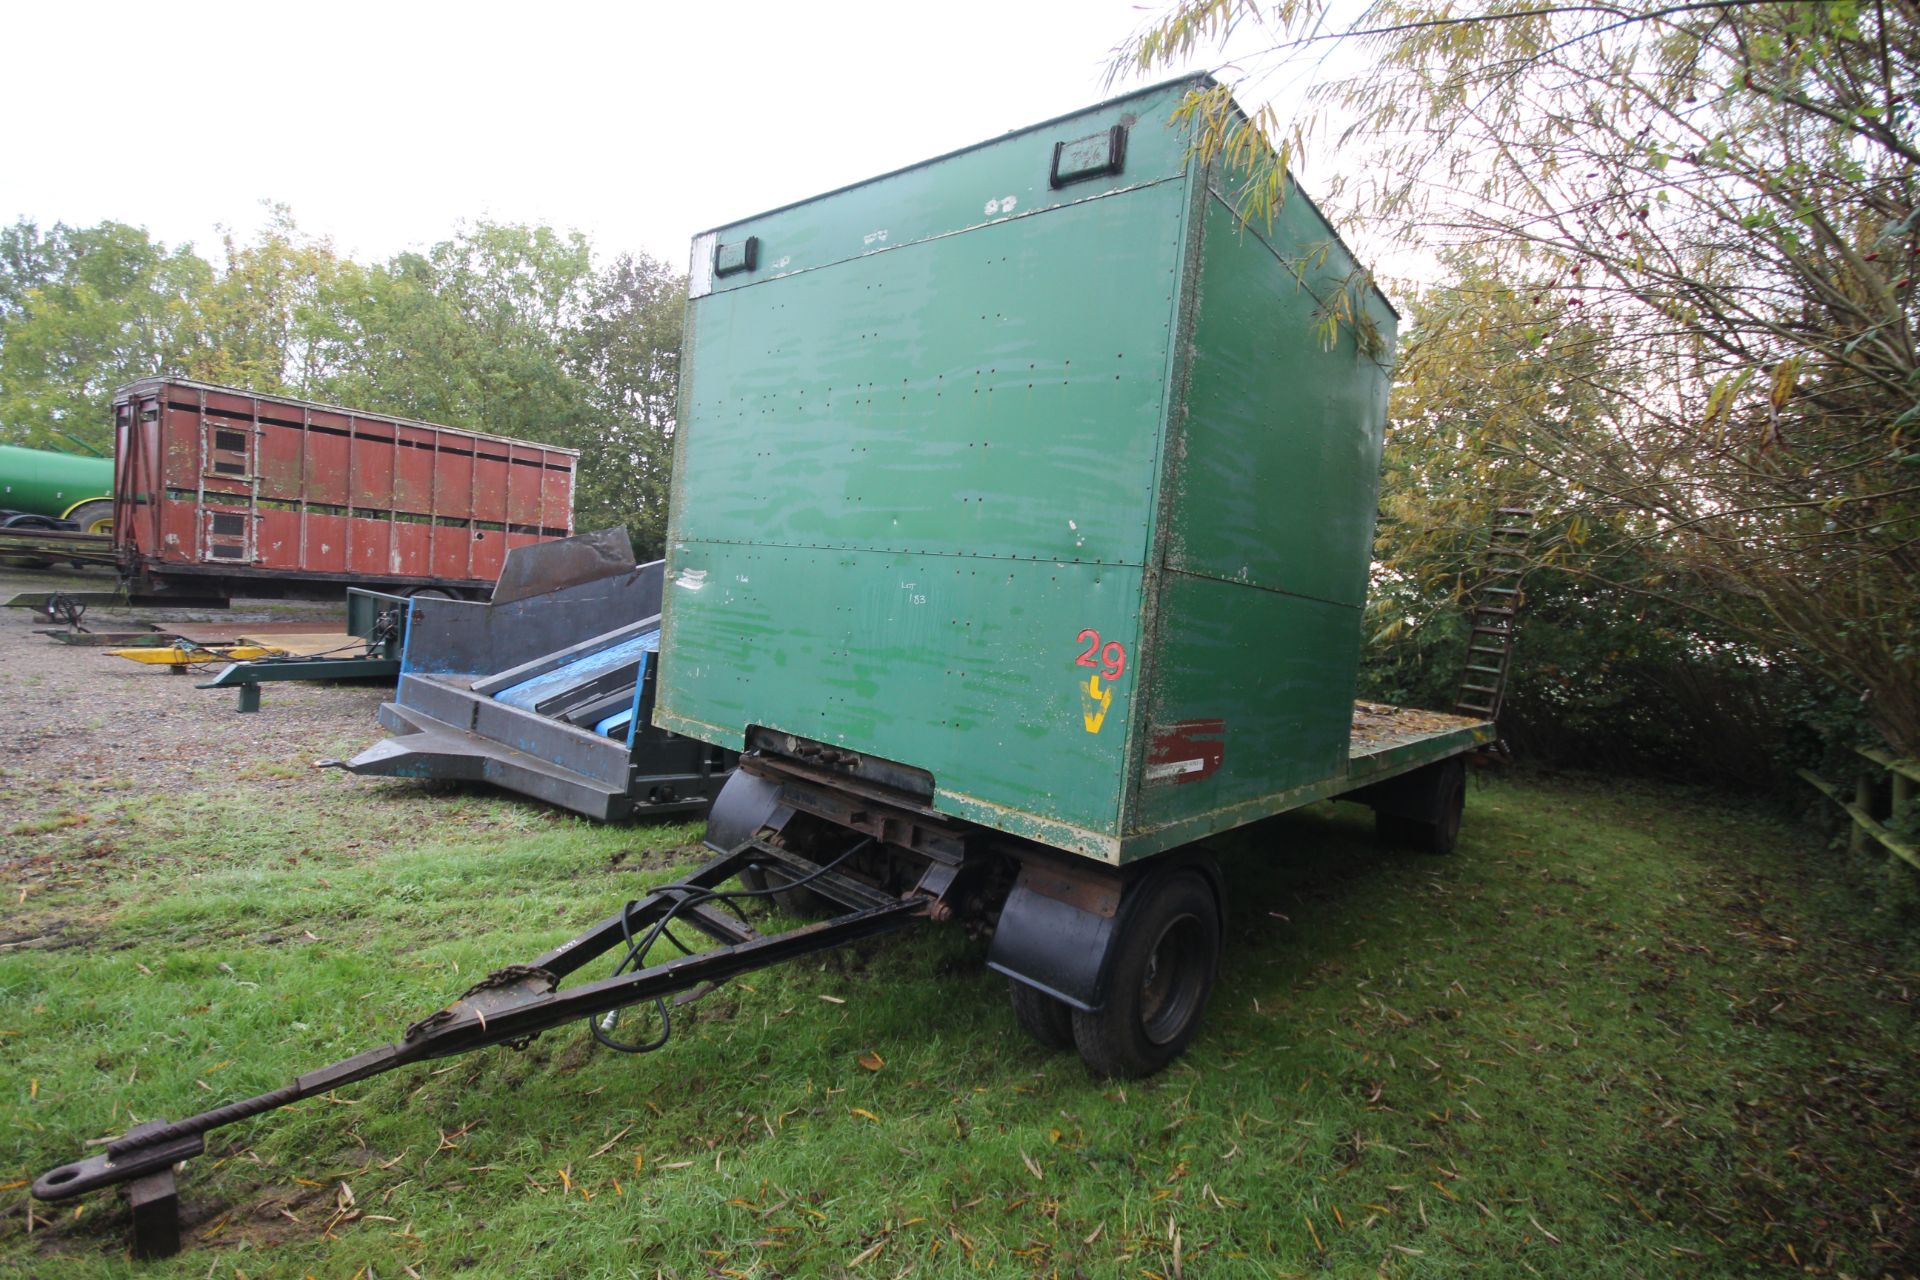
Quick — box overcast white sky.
[2,0,1304,272]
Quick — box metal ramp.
[324,529,734,820]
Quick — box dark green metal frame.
[196,587,408,712]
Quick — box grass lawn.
[3,766,1916,1278]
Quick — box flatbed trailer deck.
[0,525,115,571]
[1105,700,1494,850]
[1348,702,1493,781]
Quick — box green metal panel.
[671,179,1191,565]
[1163,193,1396,610]
[1132,573,1361,840]
[661,77,1413,864]
[1126,180,1399,849]
[685,85,1198,306]
[659,544,1144,857]
[0,444,113,519]
[661,80,1207,860]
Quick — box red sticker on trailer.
[1147,719,1226,785]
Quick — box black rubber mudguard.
[987,852,1223,1013]
[703,769,794,854]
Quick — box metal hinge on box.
[1051,124,1128,188]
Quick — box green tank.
[659,76,1462,865]
[0,443,114,531]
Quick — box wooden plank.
[1857,747,1920,785]
[167,620,346,644]
[235,631,359,657]
[1798,768,1920,872]
[1348,701,1488,758]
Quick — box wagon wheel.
[64,500,113,535]
[1008,979,1076,1051]
[1427,762,1467,854]
[1071,869,1220,1079]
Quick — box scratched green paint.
[1131,187,1400,840]
[1164,194,1395,610]
[671,180,1190,565]
[660,77,1411,863]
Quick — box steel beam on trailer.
[197,656,401,712]
[6,590,137,610]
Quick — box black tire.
[1071,870,1220,1079]
[1375,811,1427,847]
[64,499,113,535]
[1426,761,1467,854]
[736,861,829,918]
[1373,758,1466,855]
[1008,979,1076,1051]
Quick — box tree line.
[0,208,683,557]
[1121,0,1920,801]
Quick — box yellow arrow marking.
[1082,673,1113,734]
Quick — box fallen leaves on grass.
[589,1124,632,1158]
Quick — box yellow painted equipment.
[107,644,286,665]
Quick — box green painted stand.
[198,655,402,712]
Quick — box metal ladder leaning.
[1453,508,1534,723]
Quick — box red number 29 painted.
[1075,628,1127,681]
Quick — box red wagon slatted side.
[110,379,578,594]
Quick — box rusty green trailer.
[657,75,1495,1073]
[658,75,1488,854]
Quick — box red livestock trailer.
[111,379,578,601]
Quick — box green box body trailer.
[658,74,1493,1068]
[660,75,1492,859]
[32,80,1501,1253]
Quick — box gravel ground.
[0,562,397,843]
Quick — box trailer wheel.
[1071,870,1220,1079]
[1376,759,1466,855]
[1007,979,1076,1051]
[64,500,113,535]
